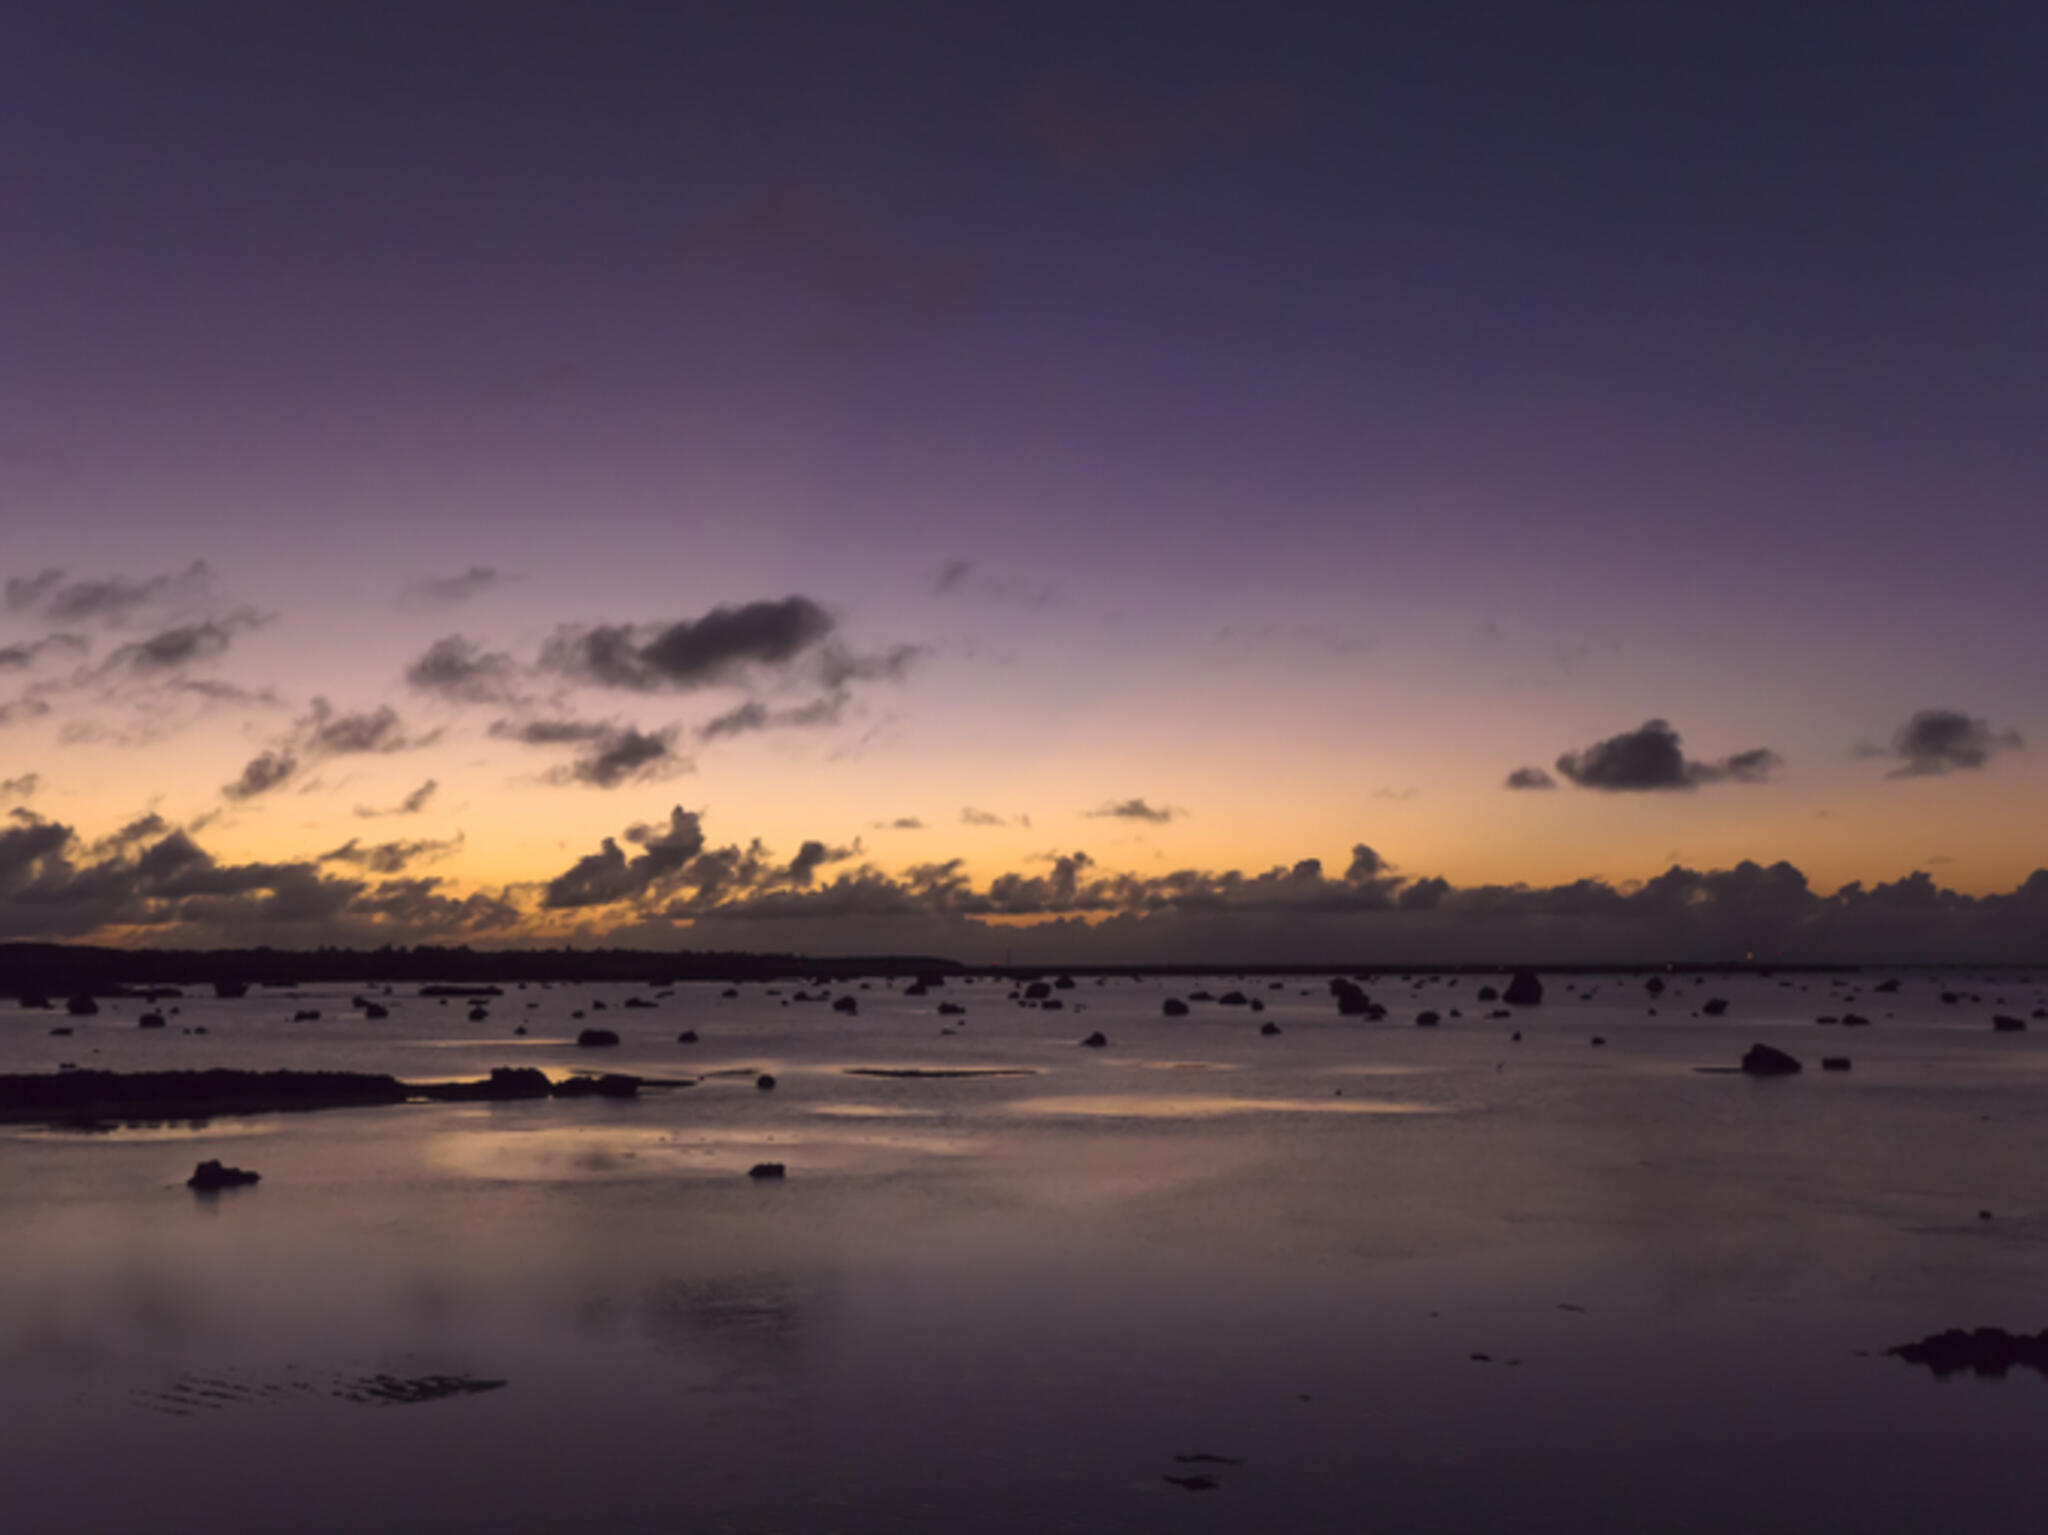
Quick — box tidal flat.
[4,969,2047,1532]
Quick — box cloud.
[929,560,1056,608]
[541,597,835,692]
[0,697,53,728]
[0,634,87,671]
[4,562,211,626]
[2,772,38,800]
[102,616,251,676]
[222,750,299,801]
[872,817,924,830]
[405,567,508,604]
[960,807,1010,827]
[354,779,439,819]
[543,807,708,909]
[1874,709,2024,778]
[698,692,848,743]
[1504,766,1557,790]
[1552,720,1782,791]
[0,812,516,945]
[815,642,921,689]
[489,717,611,746]
[546,726,688,789]
[318,834,463,876]
[405,636,525,704]
[299,699,438,756]
[1085,797,1179,824]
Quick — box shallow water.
[5,970,2048,1532]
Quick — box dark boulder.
[293,1010,321,1022]
[756,1073,777,1091]
[1080,1032,1108,1048]
[1644,977,1665,995]
[1887,1328,2048,1379]
[1476,986,1498,1002]
[1740,1043,1802,1075]
[1218,991,1249,1006]
[1822,1057,1851,1071]
[139,1012,167,1029]
[576,1028,621,1048]
[677,1029,699,1043]
[1023,981,1052,1000]
[66,995,99,1017]
[748,1163,786,1179]
[364,1003,389,1021]
[937,1003,966,1017]
[1993,1015,2027,1032]
[833,995,859,1015]
[188,1159,260,1190]
[1503,972,1543,1006]
[1842,1013,1871,1028]
[623,997,656,1010]
[1259,1022,1281,1037]
[1702,998,1729,1017]
[213,980,249,999]
[1416,1011,1440,1028]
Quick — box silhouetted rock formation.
[139,1012,166,1029]
[1218,991,1249,1006]
[1993,1015,2027,1032]
[677,1029,699,1043]
[1080,1031,1108,1048]
[833,995,858,1015]
[66,995,98,1016]
[1503,972,1543,1006]
[749,1163,786,1179]
[1842,1013,1871,1027]
[1023,981,1052,1000]
[552,1072,640,1098]
[1416,1011,1440,1027]
[576,1028,620,1047]
[188,1159,260,1190]
[1702,998,1729,1016]
[1887,1328,2048,1378]
[1476,986,1498,1001]
[756,1073,777,1090]
[1822,1057,1851,1070]
[1740,1043,1802,1075]
[937,1002,966,1016]
[1260,1021,1281,1036]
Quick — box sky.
[2,1,2044,963]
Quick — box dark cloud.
[698,692,848,742]
[405,636,524,704]
[541,597,834,692]
[222,750,299,801]
[1552,720,1782,791]
[318,834,463,876]
[406,567,507,604]
[543,807,708,909]
[0,812,515,945]
[1876,709,2024,778]
[2,772,37,800]
[299,699,438,756]
[547,726,688,789]
[1505,766,1557,791]
[354,779,439,819]
[103,618,245,675]
[4,562,211,626]
[489,717,611,745]
[0,696,53,728]
[960,807,1009,827]
[873,816,924,830]
[1344,844,1389,882]
[1085,798,1179,824]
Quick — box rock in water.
[1162,998,1190,1017]
[188,1159,260,1190]
[576,1028,620,1048]
[1740,1043,1802,1075]
[748,1163,786,1179]
[1821,1057,1852,1071]
[1993,1015,2027,1032]
[1702,997,1729,1017]
[756,1073,777,1091]
[1887,1328,2048,1378]
[1079,1032,1108,1048]
[1503,971,1543,1006]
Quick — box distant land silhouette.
[0,941,1980,997]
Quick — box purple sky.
[1,3,2043,961]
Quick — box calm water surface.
[4,971,2047,1532]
